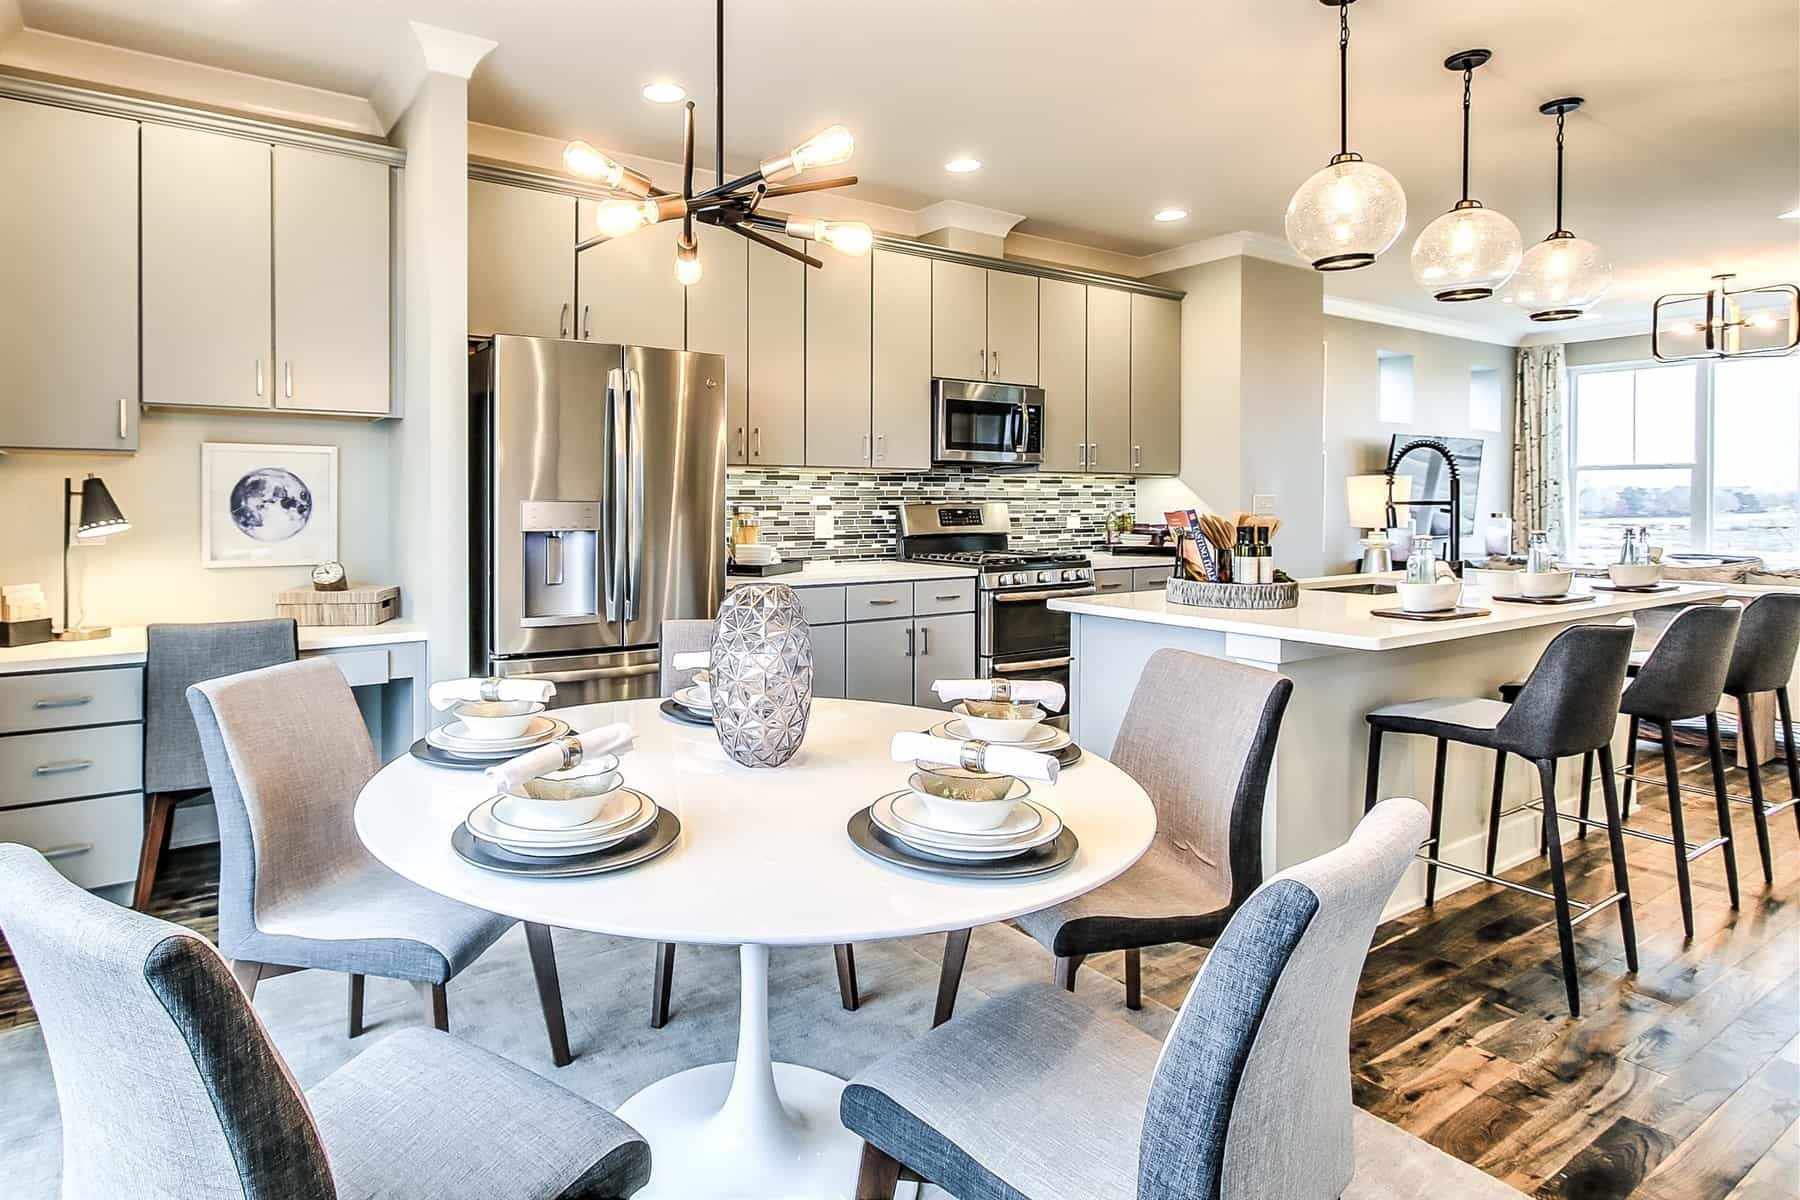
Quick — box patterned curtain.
[1512,344,1568,554]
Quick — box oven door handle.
[992,656,1072,674]
[991,586,1097,603]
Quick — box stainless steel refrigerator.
[470,335,727,705]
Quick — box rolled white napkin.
[670,651,711,672]
[931,677,1067,714]
[890,731,1059,785]
[484,722,636,791]
[429,676,556,712]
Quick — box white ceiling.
[15,0,1800,342]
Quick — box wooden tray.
[1370,606,1492,622]
[1490,593,1597,606]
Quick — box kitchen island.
[1051,577,1730,914]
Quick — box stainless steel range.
[898,502,1092,713]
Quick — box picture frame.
[200,442,339,569]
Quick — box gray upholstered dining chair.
[135,619,299,911]
[932,649,1292,1024]
[186,657,574,1065]
[0,843,650,1200]
[649,618,864,1026]
[841,797,1528,1200]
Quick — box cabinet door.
[1086,286,1133,474]
[1095,568,1134,597]
[804,242,872,468]
[1131,293,1182,475]
[747,234,806,466]
[912,614,975,710]
[0,100,138,451]
[845,618,915,705]
[1037,278,1087,472]
[686,222,749,464]
[985,270,1039,385]
[142,126,271,410]
[930,259,987,381]
[811,623,848,699]
[273,146,391,415]
[469,180,576,338]
[575,208,684,349]
[871,249,931,469]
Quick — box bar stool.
[1720,593,1800,883]
[1364,623,1637,1017]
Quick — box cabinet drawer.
[793,586,846,627]
[1133,566,1173,591]
[0,725,144,809]
[0,791,144,889]
[913,579,975,615]
[1094,569,1135,596]
[0,667,143,734]
[845,583,914,622]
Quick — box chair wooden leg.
[1706,713,1741,910]
[347,974,366,1038]
[854,1142,902,1199]
[1053,954,1086,992]
[1124,947,1142,1011]
[1659,721,1696,941]
[1424,738,1447,906]
[1597,745,1639,973]
[415,981,449,1032]
[228,959,264,1001]
[834,944,860,1012]
[1738,696,1775,884]
[525,923,573,1067]
[1484,752,1508,877]
[1363,726,1384,814]
[132,792,178,912]
[933,928,971,1028]
[1536,759,1581,1018]
[1778,686,1800,835]
[650,942,676,1029]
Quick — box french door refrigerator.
[470,335,727,705]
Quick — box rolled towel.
[890,731,1058,785]
[671,651,711,672]
[484,722,636,791]
[430,676,555,712]
[931,677,1067,714]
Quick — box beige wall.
[1136,257,1243,524]
[1241,257,1326,573]
[1566,333,1655,367]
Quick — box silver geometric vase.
[710,583,814,767]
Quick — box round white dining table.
[355,697,1156,1200]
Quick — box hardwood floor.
[1,744,1794,1197]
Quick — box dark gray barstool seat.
[1366,623,1638,1017]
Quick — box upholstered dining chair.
[134,619,299,911]
[0,843,651,1200]
[648,618,864,1026]
[186,657,575,1065]
[841,797,1528,1200]
[932,649,1292,1025]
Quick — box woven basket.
[1165,576,1300,611]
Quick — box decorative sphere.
[1503,234,1612,321]
[1285,156,1407,271]
[229,469,313,542]
[1410,204,1523,301]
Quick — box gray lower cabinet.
[1133,565,1173,591]
[811,622,847,700]
[1095,568,1134,597]
[1097,566,1172,595]
[911,613,976,711]
[797,580,976,707]
[844,618,915,706]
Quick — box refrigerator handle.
[603,367,624,622]
[625,367,645,622]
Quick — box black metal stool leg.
[1705,712,1741,910]
[1364,726,1384,814]
[1597,745,1639,973]
[1738,696,1775,884]
[1425,738,1447,907]
[1537,758,1582,1018]
[1484,751,1508,877]
[1578,751,1594,841]
[1659,720,1695,941]
[1621,715,1641,819]
[1778,686,1800,836]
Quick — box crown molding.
[371,20,496,131]
[913,200,1027,240]
[1520,313,1652,347]
[1323,296,1524,346]
[1139,230,1300,277]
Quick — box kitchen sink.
[1312,581,1398,596]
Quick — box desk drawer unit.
[0,723,143,809]
[0,791,143,890]
[0,666,143,733]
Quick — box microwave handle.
[1016,399,1031,453]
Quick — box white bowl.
[496,755,624,829]
[907,771,1021,832]
[452,699,545,741]
[689,669,712,704]
[1467,567,1519,596]
[1608,562,1663,589]
[1518,569,1573,598]
[1396,579,1463,614]
[952,700,1046,743]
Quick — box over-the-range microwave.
[931,378,1044,469]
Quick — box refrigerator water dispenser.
[521,501,600,624]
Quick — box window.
[1568,357,1800,566]
[1377,351,1415,423]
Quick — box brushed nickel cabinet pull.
[41,843,93,861]
[117,398,129,439]
[934,593,961,601]
[867,597,897,606]
[904,627,914,657]
[284,362,293,398]
[32,695,92,710]
[33,760,93,777]
[256,359,264,397]
[919,625,930,655]
[559,302,571,338]
[582,305,591,339]
[876,434,885,461]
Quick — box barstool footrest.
[1513,798,1731,862]
[1414,852,1627,921]
[1682,834,1730,862]
[1567,890,1628,927]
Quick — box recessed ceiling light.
[642,81,686,104]
[1781,208,1800,220]
[1152,208,1188,222]
[944,157,982,174]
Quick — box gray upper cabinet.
[1087,286,1133,474]
[273,145,391,416]
[685,222,749,464]
[142,125,271,411]
[747,234,806,466]
[930,259,987,381]
[0,99,138,452]
[1130,293,1181,474]
[1037,278,1086,472]
[804,241,873,468]
[985,270,1038,385]
[469,180,576,338]
[576,207,684,349]
[871,250,931,470]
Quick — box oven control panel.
[987,567,1092,588]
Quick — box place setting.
[847,729,1077,879]
[660,651,716,726]
[451,721,682,878]
[412,676,570,770]
[923,676,1082,767]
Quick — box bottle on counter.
[1618,527,1638,565]
[1526,529,1555,574]
[1232,526,1256,585]
[1253,524,1274,583]
[1635,525,1652,565]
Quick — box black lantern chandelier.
[561,0,871,285]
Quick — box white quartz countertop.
[726,559,975,588]
[1086,550,1179,571]
[0,622,428,675]
[1050,581,1730,652]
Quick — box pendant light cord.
[715,0,725,184]
[1554,108,1567,233]
[1460,68,1472,202]
[1338,2,1350,156]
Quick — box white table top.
[726,559,975,588]
[355,697,1157,947]
[0,622,429,675]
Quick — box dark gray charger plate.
[846,809,1077,879]
[1490,592,1598,606]
[410,737,510,771]
[451,807,681,877]
[1590,582,1681,594]
[1369,606,1492,622]
[659,698,714,727]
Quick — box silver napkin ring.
[959,739,991,772]
[556,735,585,771]
[989,678,1013,703]
[478,677,504,702]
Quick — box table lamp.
[57,474,131,641]
[1347,474,1411,573]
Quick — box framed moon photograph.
[201,442,339,569]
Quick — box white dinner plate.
[931,718,1069,751]
[465,789,657,854]
[672,686,714,714]
[872,791,1062,855]
[427,715,568,756]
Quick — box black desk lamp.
[57,474,131,641]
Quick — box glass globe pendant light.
[1410,50,1522,301]
[1285,0,1407,271]
[1504,98,1611,321]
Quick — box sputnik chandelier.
[560,0,872,285]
